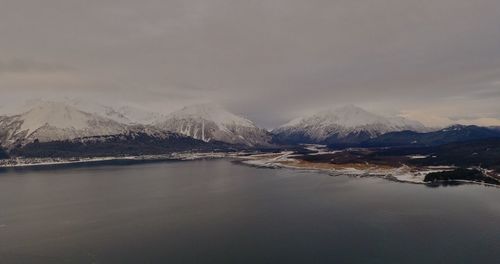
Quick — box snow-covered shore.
[0,152,239,168]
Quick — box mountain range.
[272,105,426,146]
[1,100,499,159]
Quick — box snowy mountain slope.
[0,101,229,157]
[113,105,164,125]
[0,115,25,148]
[155,103,272,146]
[273,105,426,145]
[67,99,164,125]
[11,129,225,158]
[0,101,131,147]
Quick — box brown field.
[277,159,396,171]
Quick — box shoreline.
[2,149,499,188]
[237,150,500,187]
[0,152,237,169]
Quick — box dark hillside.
[10,133,231,158]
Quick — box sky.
[1,0,500,128]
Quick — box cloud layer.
[1,0,499,128]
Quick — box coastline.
[238,150,500,187]
[2,147,499,187]
[0,152,237,169]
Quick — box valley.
[1,100,500,186]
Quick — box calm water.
[0,160,499,263]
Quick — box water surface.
[1,160,499,263]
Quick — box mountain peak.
[274,105,426,144]
[156,103,271,146]
[170,103,255,128]
[283,105,389,129]
[66,98,163,125]
[0,100,131,145]
[18,101,95,134]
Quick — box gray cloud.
[467,86,500,100]
[1,0,500,127]
[0,58,71,74]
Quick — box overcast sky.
[1,0,499,128]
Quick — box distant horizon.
[1,97,499,130]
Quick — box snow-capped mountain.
[7,99,165,125]
[0,101,130,147]
[0,100,271,149]
[272,105,426,145]
[155,103,272,146]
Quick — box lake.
[1,159,499,263]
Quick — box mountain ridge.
[155,103,273,147]
[361,124,500,147]
[273,105,426,145]
[1,100,499,158]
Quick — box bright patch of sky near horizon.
[1,0,499,128]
